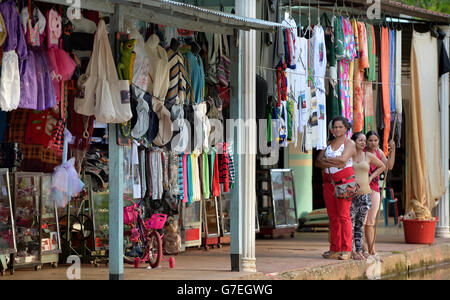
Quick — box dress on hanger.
[0,0,28,112]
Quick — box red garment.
[276,66,287,106]
[212,152,220,197]
[352,60,364,133]
[219,143,230,193]
[380,27,391,156]
[322,167,354,253]
[24,110,52,146]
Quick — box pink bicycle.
[123,197,175,269]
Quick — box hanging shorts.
[0,51,20,111]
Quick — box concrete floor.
[2,220,450,280]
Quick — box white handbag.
[74,20,132,124]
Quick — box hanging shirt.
[183,153,188,203]
[145,34,170,101]
[184,51,205,104]
[130,28,150,91]
[297,37,309,134]
[380,27,391,156]
[178,154,184,201]
[202,152,210,199]
[166,47,186,106]
[186,152,193,204]
[131,141,141,199]
[0,0,27,60]
[395,29,403,148]
[389,29,396,120]
[365,24,377,81]
[191,152,201,202]
[312,26,327,150]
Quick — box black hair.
[366,130,380,140]
[351,131,365,142]
[331,116,351,131]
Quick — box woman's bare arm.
[324,139,356,166]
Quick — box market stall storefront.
[0,0,287,279]
[252,0,450,243]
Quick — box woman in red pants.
[315,116,356,260]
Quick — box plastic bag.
[50,157,84,208]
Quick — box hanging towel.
[186,152,193,204]
[191,152,202,201]
[380,27,391,156]
[394,29,403,148]
[202,152,210,199]
[178,154,184,201]
[212,150,220,197]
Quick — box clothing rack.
[256,65,413,87]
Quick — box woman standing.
[350,132,385,260]
[315,116,356,260]
[363,131,396,259]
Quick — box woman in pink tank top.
[364,131,396,260]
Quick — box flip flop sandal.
[372,253,384,262]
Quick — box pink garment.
[47,46,76,103]
[46,9,61,49]
[182,153,188,203]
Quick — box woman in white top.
[315,116,356,260]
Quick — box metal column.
[229,31,243,271]
[437,26,450,238]
[235,0,257,273]
[108,5,125,280]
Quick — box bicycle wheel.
[147,231,162,269]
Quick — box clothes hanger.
[317,0,320,26]
[304,0,312,36]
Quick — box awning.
[281,0,450,24]
[39,0,288,34]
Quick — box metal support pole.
[229,31,243,271]
[108,5,125,280]
[436,26,450,238]
[235,0,257,273]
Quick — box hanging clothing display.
[407,30,445,214]
[394,29,403,147]
[166,46,186,107]
[311,26,327,150]
[363,24,376,132]
[380,27,391,156]
[129,28,150,92]
[0,0,27,112]
[145,33,170,101]
[184,49,205,104]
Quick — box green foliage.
[399,0,450,14]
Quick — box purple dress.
[0,0,34,109]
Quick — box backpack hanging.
[74,19,132,124]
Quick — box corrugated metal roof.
[121,0,291,31]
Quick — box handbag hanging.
[74,19,132,124]
[205,33,220,85]
[328,168,359,200]
[217,34,230,87]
